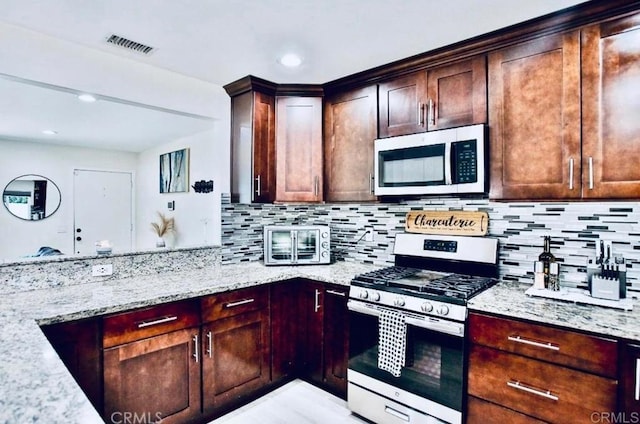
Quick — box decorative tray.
[525,286,634,311]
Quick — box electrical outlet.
[92,264,113,277]
[365,226,374,242]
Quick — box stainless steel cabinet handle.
[255,174,261,196]
[507,380,558,401]
[635,358,640,401]
[225,298,255,308]
[508,335,560,351]
[193,334,199,363]
[314,176,319,197]
[206,331,213,358]
[384,406,410,422]
[589,157,594,189]
[326,289,346,297]
[369,173,374,195]
[428,98,435,126]
[568,158,574,190]
[314,289,321,312]
[417,102,424,126]
[136,315,178,328]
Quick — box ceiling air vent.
[106,34,154,55]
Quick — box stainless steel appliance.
[374,124,487,196]
[263,225,330,265]
[347,233,498,424]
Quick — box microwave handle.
[444,142,453,185]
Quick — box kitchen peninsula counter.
[468,280,640,342]
[0,260,378,424]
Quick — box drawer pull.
[385,406,410,422]
[193,334,199,363]
[507,380,558,401]
[508,335,560,351]
[326,289,346,297]
[635,358,640,401]
[136,315,178,328]
[225,298,255,308]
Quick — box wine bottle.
[538,236,556,288]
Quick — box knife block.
[587,258,626,300]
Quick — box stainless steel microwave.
[263,225,331,265]
[374,124,487,196]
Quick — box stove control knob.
[359,290,368,300]
[437,305,449,316]
[371,292,381,301]
[394,297,405,307]
[421,302,434,313]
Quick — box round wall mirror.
[3,174,61,221]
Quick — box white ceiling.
[0,0,587,151]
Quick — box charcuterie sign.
[405,210,488,236]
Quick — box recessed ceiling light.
[78,93,97,103]
[279,53,302,68]
[42,129,58,135]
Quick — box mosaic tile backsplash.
[221,193,640,295]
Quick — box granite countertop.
[0,261,379,424]
[469,280,640,342]
[2,261,640,424]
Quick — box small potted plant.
[151,212,175,248]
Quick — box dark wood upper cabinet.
[378,71,427,138]
[378,56,487,138]
[275,96,324,202]
[488,31,582,200]
[227,77,277,203]
[324,85,378,202]
[426,56,487,131]
[582,12,640,199]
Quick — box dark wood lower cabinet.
[322,285,349,397]
[621,343,640,415]
[466,396,547,424]
[103,327,201,424]
[40,318,103,414]
[201,309,270,416]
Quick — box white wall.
[0,139,138,259]
[135,120,230,249]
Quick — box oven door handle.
[347,300,465,337]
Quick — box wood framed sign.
[405,210,489,236]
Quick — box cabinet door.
[275,96,323,202]
[322,285,349,398]
[582,13,640,198]
[324,86,378,202]
[426,56,487,131]
[202,310,270,415]
[103,328,201,424]
[378,71,427,138]
[488,31,581,200]
[621,343,640,415]
[271,280,300,382]
[41,319,103,414]
[253,91,276,203]
[298,281,324,385]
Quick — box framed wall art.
[159,148,189,193]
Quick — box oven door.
[264,229,294,265]
[293,229,320,263]
[347,300,464,421]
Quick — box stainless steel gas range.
[347,232,499,424]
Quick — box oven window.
[296,230,318,261]
[349,311,464,411]
[378,144,445,187]
[268,231,293,261]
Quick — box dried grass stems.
[151,212,175,237]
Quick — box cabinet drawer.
[467,396,547,424]
[201,286,268,323]
[468,344,617,423]
[103,299,200,348]
[469,312,617,377]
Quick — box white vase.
[156,237,166,248]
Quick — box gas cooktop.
[351,265,498,305]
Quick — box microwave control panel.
[452,140,477,184]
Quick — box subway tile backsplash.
[221,194,640,294]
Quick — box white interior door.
[73,169,133,255]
